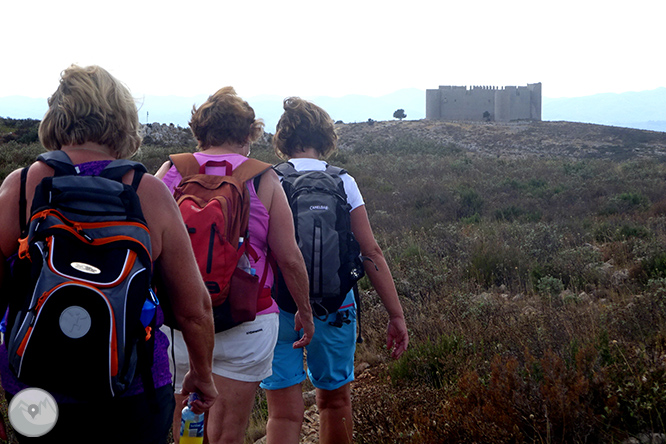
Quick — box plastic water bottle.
[139,288,159,328]
[180,393,205,444]
[238,237,251,273]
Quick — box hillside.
[2,119,666,443]
[334,119,666,161]
[4,117,666,169]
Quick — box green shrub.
[0,142,46,180]
[456,186,483,219]
[536,275,564,298]
[467,240,525,289]
[638,252,666,283]
[602,192,651,215]
[389,334,464,389]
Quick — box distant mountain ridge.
[542,88,666,132]
[1,87,664,132]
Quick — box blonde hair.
[38,65,141,159]
[189,87,264,149]
[273,97,337,160]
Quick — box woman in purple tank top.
[0,65,217,443]
[155,87,314,444]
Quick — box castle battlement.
[426,83,541,122]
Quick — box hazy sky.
[2,0,663,101]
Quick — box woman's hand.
[181,371,218,414]
[387,316,409,359]
[292,309,315,349]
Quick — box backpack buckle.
[328,310,351,328]
[18,237,30,260]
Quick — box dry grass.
[2,120,666,443]
[337,122,666,443]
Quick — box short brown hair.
[273,97,337,160]
[38,65,141,159]
[189,87,264,149]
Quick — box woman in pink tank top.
[155,87,314,444]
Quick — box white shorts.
[161,312,279,393]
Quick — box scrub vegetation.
[2,119,666,443]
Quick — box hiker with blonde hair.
[0,64,217,443]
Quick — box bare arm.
[0,169,23,297]
[154,160,171,180]
[259,169,314,348]
[0,163,51,260]
[138,174,217,412]
[351,205,409,359]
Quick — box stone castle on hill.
[426,83,542,122]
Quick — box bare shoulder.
[135,174,179,217]
[0,167,30,257]
[261,167,280,188]
[134,173,182,259]
[0,168,24,226]
[0,161,53,211]
[257,167,281,212]
[0,168,23,195]
[137,172,171,195]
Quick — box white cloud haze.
[1,0,663,102]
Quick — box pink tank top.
[161,152,277,315]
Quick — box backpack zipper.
[33,209,150,236]
[207,223,217,274]
[30,210,152,259]
[312,219,323,297]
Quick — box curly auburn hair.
[189,86,264,149]
[38,65,142,159]
[273,97,337,160]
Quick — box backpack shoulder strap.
[169,153,201,178]
[324,164,347,177]
[273,161,297,178]
[323,164,349,200]
[99,160,148,191]
[232,158,272,183]
[37,150,78,176]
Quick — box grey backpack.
[273,162,365,318]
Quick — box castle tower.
[426,83,541,122]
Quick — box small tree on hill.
[393,109,407,120]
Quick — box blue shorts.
[261,293,357,391]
